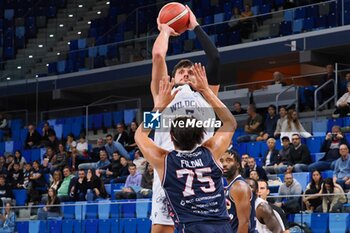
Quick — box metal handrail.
[275,85,299,111]
[314,79,335,118]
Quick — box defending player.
[135,65,236,233]
[150,5,221,233]
[220,150,257,233]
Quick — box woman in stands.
[303,170,323,212]
[14,150,26,170]
[51,143,67,172]
[280,109,312,141]
[318,178,346,213]
[85,168,107,200]
[72,135,89,170]
[113,156,130,183]
[50,170,62,191]
[125,121,138,152]
[0,202,16,233]
[37,188,61,219]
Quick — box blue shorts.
[177,220,233,233]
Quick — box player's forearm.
[152,30,170,60]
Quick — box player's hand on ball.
[188,63,209,93]
[154,76,178,111]
[157,18,179,36]
[186,5,199,30]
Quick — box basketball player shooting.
[135,64,237,233]
[150,4,221,233]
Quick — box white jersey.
[255,198,285,233]
[151,84,216,225]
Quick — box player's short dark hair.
[225,149,242,173]
[170,116,205,151]
[267,104,276,111]
[171,59,193,78]
[128,163,136,168]
[106,134,113,139]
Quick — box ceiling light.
[57,52,60,55]
[38,44,43,48]
[6,77,11,80]
[59,24,64,27]
[28,55,33,58]
[35,75,39,78]
[97,11,101,14]
[49,34,54,38]
[106,1,110,4]
[87,21,91,24]
[46,64,49,67]
[77,31,81,35]
[68,14,73,17]
[17,66,22,69]
[78,4,83,8]
[67,42,71,45]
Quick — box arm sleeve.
[193,26,220,85]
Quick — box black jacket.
[288,144,311,165]
[263,149,280,166]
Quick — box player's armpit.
[256,203,284,233]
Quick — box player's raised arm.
[151,20,178,101]
[186,5,221,96]
[188,63,237,161]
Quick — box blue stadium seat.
[61,220,74,233]
[311,152,325,162]
[292,172,310,191]
[57,60,67,74]
[98,200,110,219]
[110,219,123,233]
[98,219,111,233]
[312,119,328,137]
[110,201,121,218]
[136,199,151,218]
[47,220,62,233]
[122,200,136,218]
[293,213,312,226]
[294,7,306,19]
[303,17,315,31]
[4,9,15,20]
[236,143,247,155]
[78,39,86,49]
[74,220,85,233]
[328,13,337,27]
[306,137,323,154]
[329,213,349,233]
[247,141,261,158]
[53,124,63,140]
[122,218,137,233]
[214,13,225,23]
[136,218,152,233]
[22,150,31,163]
[321,170,334,179]
[75,202,87,220]
[85,219,98,233]
[292,19,303,33]
[306,5,319,18]
[29,220,46,233]
[13,189,27,206]
[279,21,292,36]
[103,112,113,128]
[327,118,343,132]
[229,31,241,44]
[31,148,41,162]
[16,221,29,233]
[311,213,329,233]
[251,6,259,15]
[315,15,328,28]
[284,10,294,22]
[5,140,14,153]
[86,202,98,219]
[71,122,82,138]
[124,109,137,125]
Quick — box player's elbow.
[152,50,165,63]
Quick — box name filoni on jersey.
[162,117,221,128]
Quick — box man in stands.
[57,166,76,202]
[262,138,280,174]
[91,138,105,162]
[244,157,268,181]
[25,123,41,149]
[104,134,129,159]
[78,150,110,175]
[115,163,142,199]
[275,172,302,214]
[113,123,128,146]
[237,104,264,143]
[273,136,291,174]
[287,134,311,172]
[333,144,350,190]
[309,125,349,172]
[231,101,247,115]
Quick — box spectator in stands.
[0,157,7,177]
[227,7,241,31]
[309,126,348,172]
[19,163,32,189]
[41,122,55,145]
[49,170,62,191]
[65,134,76,155]
[103,151,121,184]
[85,168,107,201]
[125,121,138,152]
[5,154,14,172]
[262,138,280,174]
[28,161,47,204]
[231,101,247,115]
[79,150,110,173]
[104,134,129,159]
[51,143,67,172]
[275,172,302,214]
[274,106,287,138]
[47,132,59,152]
[137,162,154,198]
[274,136,292,174]
[133,149,147,174]
[272,72,287,86]
[57,166,76,202]
[91,138,104,162]
[0,175,12,205]
[72,135,89,169]
[244,157,268,181]
[332,81,350,118]
[25,123,41,149]
[71,169,87,201]
[333,144,350,190]
[280,109,312,141]
[8,163,23,189]
[0,202,16,233]
[287,134,312,172]
[303,170,323,213]
[240,4,254,38]
[237,104,263,142]
[241,154,249,170]
[115,163,142,199]
[249,170,260,181]
[43,147,55,166]
[113,156,130,183]
[14,150,26,170]
[257,105,278,141]
[37,188,61,220]
[0,114,8,130]
[320,178,346,213]
[114,122,128,146]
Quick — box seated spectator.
[333,81,350,118]
[309,126,348,172]
[227,7,241,31]
[103,152,121,184]
[104,134,129,159]
[57,166,76,202]
[319,178,346,213]
[14,150,26,170]
[262,138,280,174]
[37,188,61,220]
[230,4,254,39]
[41,122,55,144]
[25,124,41,149]
[237,104,263,143]
[5,154,14,172]
[71,169,87,201]
[274,106,287,138]
[0,175,12,205]
[51,143,67,172]
[78,150,110,173]
[303,170,323,213]
[0,114,8,130]
[50,170,62,191]
[271,72,287,86]
[244,157,268,181]
[114,123,128,146]
[125,121,138,152]
[287,134,312,172]
[249,170,260,181]
[91,138,104,162]
[115,163,142,199]
[8,163,23,189]
[65,134,76,155]
[280,110,312,141]
[0,157,7,177]
[133,150,147,174]
[85,169,107,201]
[257,105,278,141]
[275,172,302,214]
[72,135,89,169]
[113,156,130,183]
[28,161,47,204]
[137,163,153,198]
[43,147,55,166]
[241,154,249,170]
[333,144,350,190]
[0,202,16,233]
[47,132,59,152]
[19,163,32,189]
[231,101,247,115]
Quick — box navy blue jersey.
[162,146,229,225]
[225,175,257,233]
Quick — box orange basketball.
[158,2,190,34]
